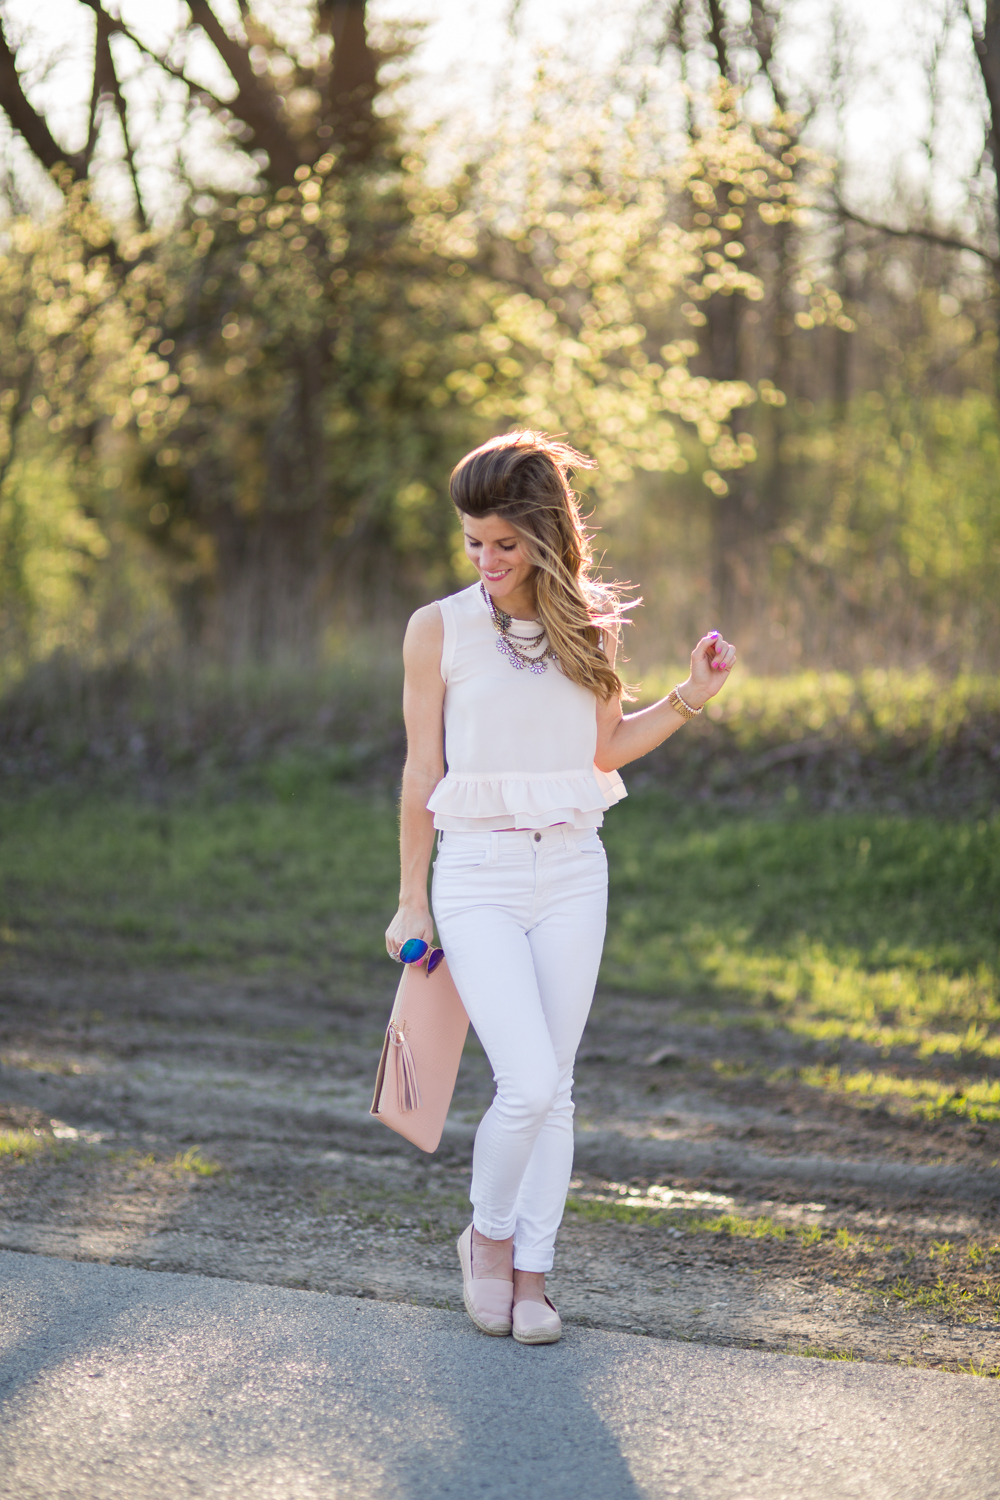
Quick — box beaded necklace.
[480,583,558,675]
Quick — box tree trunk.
[705,291,755,628]
[207,506,327,664]
[970,0,1000,407]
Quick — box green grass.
[565,1197,798,1240]
[601,796,1000,1062]
[1,775,997,1068]
[0,778,400,973]
[0,1129,49,1160]
[886,1274,1000,1322]
[786,1344,860,1362]
[170,1147,223,1178]
[798,1066,1000,1122]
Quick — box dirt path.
[1,966,998,1375]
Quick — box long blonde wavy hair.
[450,431,630,702]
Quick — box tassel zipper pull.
[388,1020,421,1113]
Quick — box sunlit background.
[1,3,998,1341]
[0,0,997,704]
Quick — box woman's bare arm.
[385,604,446,957]
[595,631,736,773]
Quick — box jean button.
[533,832,541,842]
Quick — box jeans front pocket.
[433,835,493,874]
[571,831,606,860]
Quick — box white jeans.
[431,824,608,1272]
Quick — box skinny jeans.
[431,824,608,1272]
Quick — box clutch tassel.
[388,1021,422,1113]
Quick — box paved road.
[1,1251,997,1500]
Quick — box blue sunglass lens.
[400,938,429,965]
[427,947,445,974]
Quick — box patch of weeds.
[711,1060,752,1078]
[170,1147,223,1178]
[0,1128,49,1161]
[797,1225,824,1248]
[691,1211,788,1240]
[958,1359,1000,1377]
[887,1274,1000,1322]
[787,1342,859,1362]
[966,1243,1000,1267]
[564,1198,794,1243]
[800,1065,1000,1124]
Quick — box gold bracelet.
[667,685,703,722]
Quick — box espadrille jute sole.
[512,1295,562,1345]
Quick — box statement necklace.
[480,583,557,675]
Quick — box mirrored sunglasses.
[399,938,445,974]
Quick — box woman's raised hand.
[385,903,436,962]
[683,630,736,708]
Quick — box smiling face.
[461,512,537,616]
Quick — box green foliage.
[465,76,824,488]
[129,158,480,594]
[769,391,1000,668]
[0,82,836,667]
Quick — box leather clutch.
[370,955,469,1154]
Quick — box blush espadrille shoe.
[457,1225,513,1337]
[512,1295,561,1345]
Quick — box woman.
[385,430,735,1345]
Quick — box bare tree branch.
[82,17,104,172]
[94,10,148,229]
[0,14,86,179]
[183,0,299,183]
[749,1,787,113]
[828,197,999,273]
[4,0,384,196]
[320,0,379,165]
[705,0,733,82]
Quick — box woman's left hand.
[682,631,737,708]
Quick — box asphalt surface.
[1,1251,997,1500]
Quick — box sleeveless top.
[426,583,627,832]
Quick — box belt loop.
[489,831,499,865]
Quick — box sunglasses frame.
[398,938,445,974]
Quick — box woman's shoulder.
[437,581,481,610]
[403,602,444,653]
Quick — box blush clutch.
[370,955,469,1154]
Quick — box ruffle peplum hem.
[427,766,626,831]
